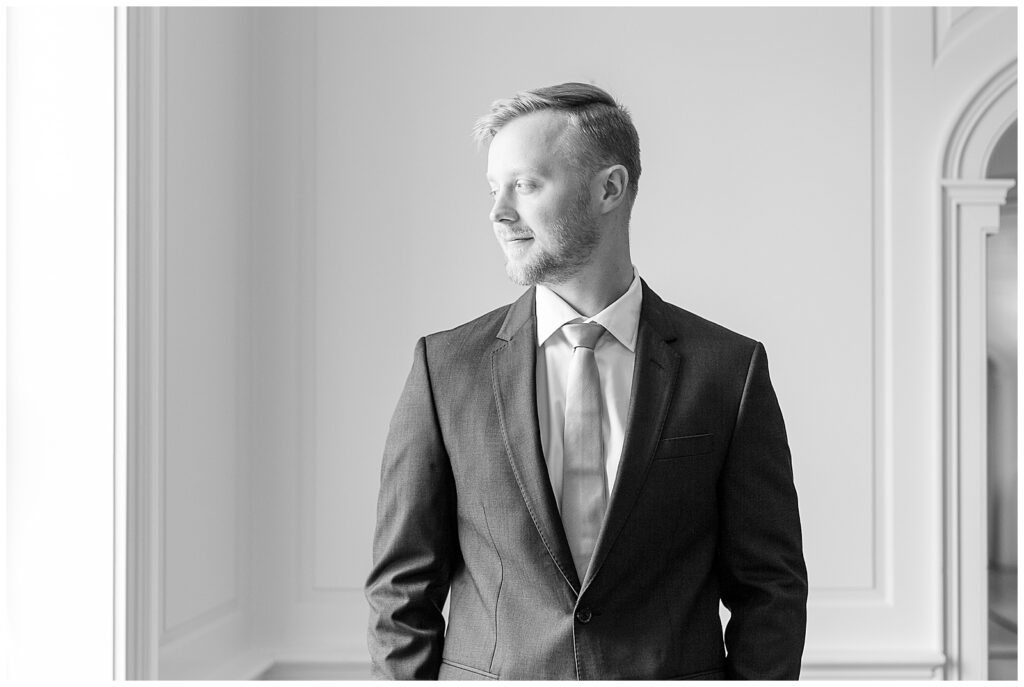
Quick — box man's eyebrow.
[486,168,546,181]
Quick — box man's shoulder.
[420,301,516,358]
[649,297,765,384]
[648,284,756,349]
[658,298,756,349]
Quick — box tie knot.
[563,322,605,350]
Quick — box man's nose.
[489,189,517,224]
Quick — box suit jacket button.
[575,607,592,624]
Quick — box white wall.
[247,7,326,664]
[150,6,1017,679]
[157,9,254,679]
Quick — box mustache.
[495,226,533,241]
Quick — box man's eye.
[488,189,497,198]
[515,181,536,193]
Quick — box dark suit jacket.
[366,281,807,680]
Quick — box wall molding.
[869,4,894,604]
[161,597,238,644]
[258,660,371,680]
[812,4,893,606]
[114,6,129,679]
[802,651,946,680]
[130,10,260,677]
[249,654,947,682]
[158,606,251,679]
[939,59,1017,680]
[932,7,1003,68]
[943,61,1018,180]
[126,6,166,680]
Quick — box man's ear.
[597,165,629,214]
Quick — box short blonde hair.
[473,82,641,204]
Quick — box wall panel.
[158,8,253,677]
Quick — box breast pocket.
[654,433,714,461]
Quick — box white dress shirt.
[535,268,643,513]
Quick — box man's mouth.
[496,227,534,245]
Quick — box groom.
[366,82,808,680]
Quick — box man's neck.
[542,260,635,318]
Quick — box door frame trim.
[939,59,1016,681]
[126,7,166,680]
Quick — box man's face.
[486,111,600,287]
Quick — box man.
[366,82,807,680]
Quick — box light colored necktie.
[560,322,608,582]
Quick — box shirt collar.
[535,267,643,352]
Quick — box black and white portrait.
[3,5,1017,681]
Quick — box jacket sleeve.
[717,341,808,680]
[366,337,459,679]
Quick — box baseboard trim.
[252,654,947,681]
[257,660,371,680]
[801,651,946,680]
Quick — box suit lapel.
[491,288,581,593]
[582,281,681,591]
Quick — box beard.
[503,188,601,287]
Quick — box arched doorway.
[941,60,1016,680]
[985,120,1017,679]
